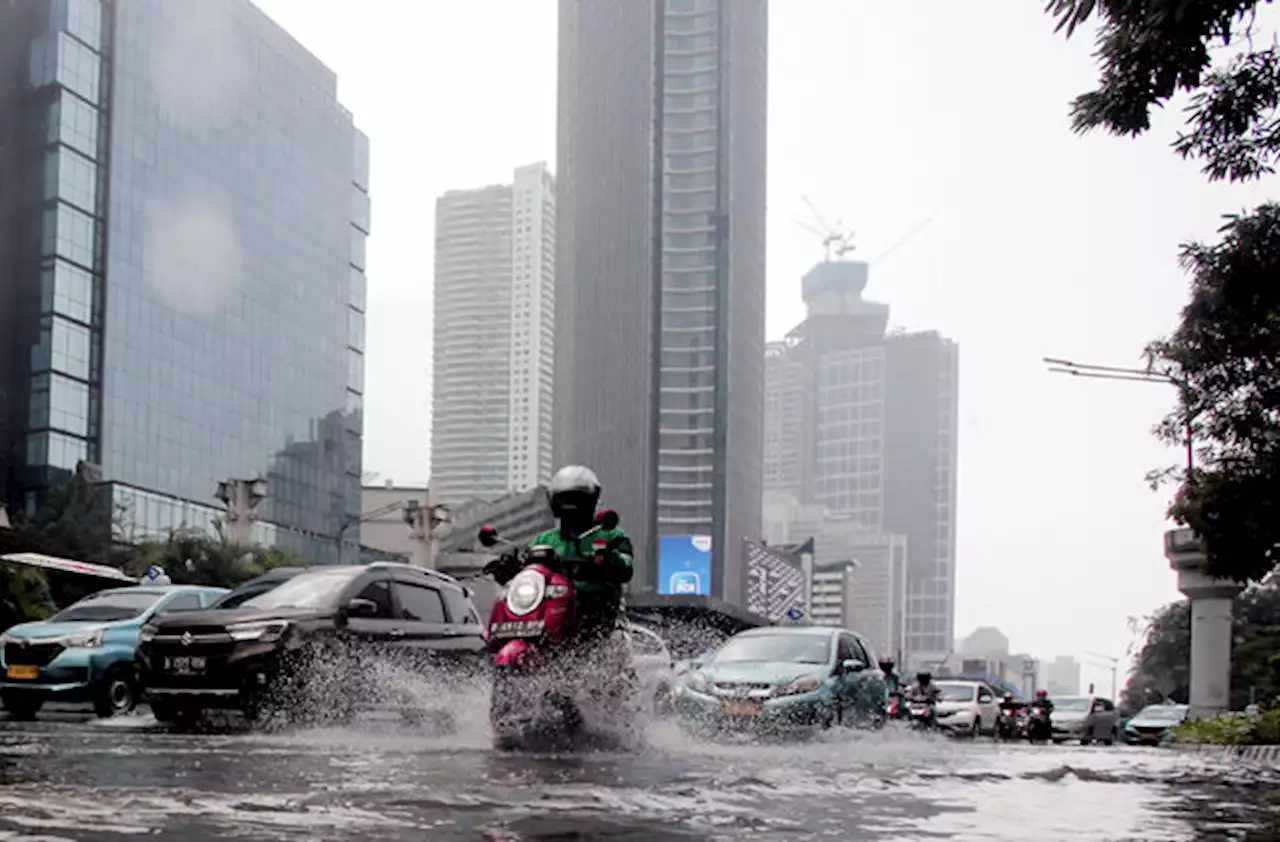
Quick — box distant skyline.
[252,0,1277,688]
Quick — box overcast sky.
[253,0,1272,690]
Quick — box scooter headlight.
[505,569,546,617]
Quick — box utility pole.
[405,489,450,569]
[214,478,268,545]
[1043,357,1195,476]
[1085,651,1120,699]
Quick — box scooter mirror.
[595,508,620,530]
[478,525,499,548]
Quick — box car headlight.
[226,621,289,643]
[140,624,158,644]
[505,570,546,617]
[777,675,822,696]
[687,671,709,693]
[64,629,103,648]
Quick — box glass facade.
[555,0,766,605]
[1,0,367,564]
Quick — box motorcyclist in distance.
[905,670,943,704]
[998,691,1022,714]
[878,658,901,696]
[1031,688,1054,714]
[489,465,634,644]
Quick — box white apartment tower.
[431,163,556,506]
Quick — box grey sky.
[253,0,1272,689]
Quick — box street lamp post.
[1043,357,1194,476]
[1085,651,1119,699]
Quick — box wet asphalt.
[1,703,1278,841]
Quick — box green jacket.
[528,525,634,600]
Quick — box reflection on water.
[0,687,1278,842]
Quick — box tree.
[1122,578,1280,710]
[121,529,308,589]
[1049,0,1280,581]
[0,472,126,564]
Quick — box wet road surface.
[1,704,1278,841]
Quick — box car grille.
[4,641,64,667]
[712,682,773,695]
[148,633,235,657]
[1132,726,1168,736]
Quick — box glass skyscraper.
[555,0,767,606]
[0,0,368,563]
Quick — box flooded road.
[1,708,1277,841]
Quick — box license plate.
[490,620,545,639]
[721,699,762,716]
[6,665,38,680]
[163,656,207,674]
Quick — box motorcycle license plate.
[164,656,206,675]
[490,620,545,639]
[6,665,38,680]
[721,699,762,717]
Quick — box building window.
[30,32,101,104]
[46,146,97,213]
[26,430,88,471]
[347,308,365,352]
[47,92,99,159]
[53,0,103,50]
[40,259,94,324]
[348,267,367,313]
[349,227,366,270]
[347,348,364,395]
[31,315,91,380]
[42,203,95,269]
[29,372,90,436]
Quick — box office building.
[430,163,555,506]
[764,260,959,667]
[0,0,368,563]
[555,0,768,605]
[763,492,907,661]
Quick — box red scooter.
[478,509,631,750]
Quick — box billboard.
[658,535,712,595]
[742,538,806,622]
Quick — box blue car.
[0,585,226,719]
[673,626,889,735]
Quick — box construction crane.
[795,195,856,262]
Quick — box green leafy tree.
[1122,578,1280,710]
[121,529,308,589]
[1049,0,1280,580]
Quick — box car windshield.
[935,682,977,702]
[214,581,283,609]
[241,570,356,611]
[714,634,830,664]
[49,591,161,622]
[1055,697,1093,712]
[1137,705,1188,720]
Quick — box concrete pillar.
[1165,528,1244,719]
[215,478,267,546]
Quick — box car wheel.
[93,665,138,718]
[1101,728,1117,747]
[151,700,201,729]
[1,692,43,721]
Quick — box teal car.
[673,626,889,734]
[0,585,226,719]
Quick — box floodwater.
[0,701,1277,841]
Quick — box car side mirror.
[979,693,993,703]
[345,597,379,618]
[841,658,865,674]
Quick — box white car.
[931,680,1000,736]
[1050,695,1121,745]
[626,623,676,715]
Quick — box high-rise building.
[0,0,368,563]
[430,163,555,506]
[555,0,768,605]
[764,260,959,667]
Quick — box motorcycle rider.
[905,670,943,704]
[493,465,634,645]
[878,658,901,696]
[998,691,1022,714]
[1031,688,1054,714]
